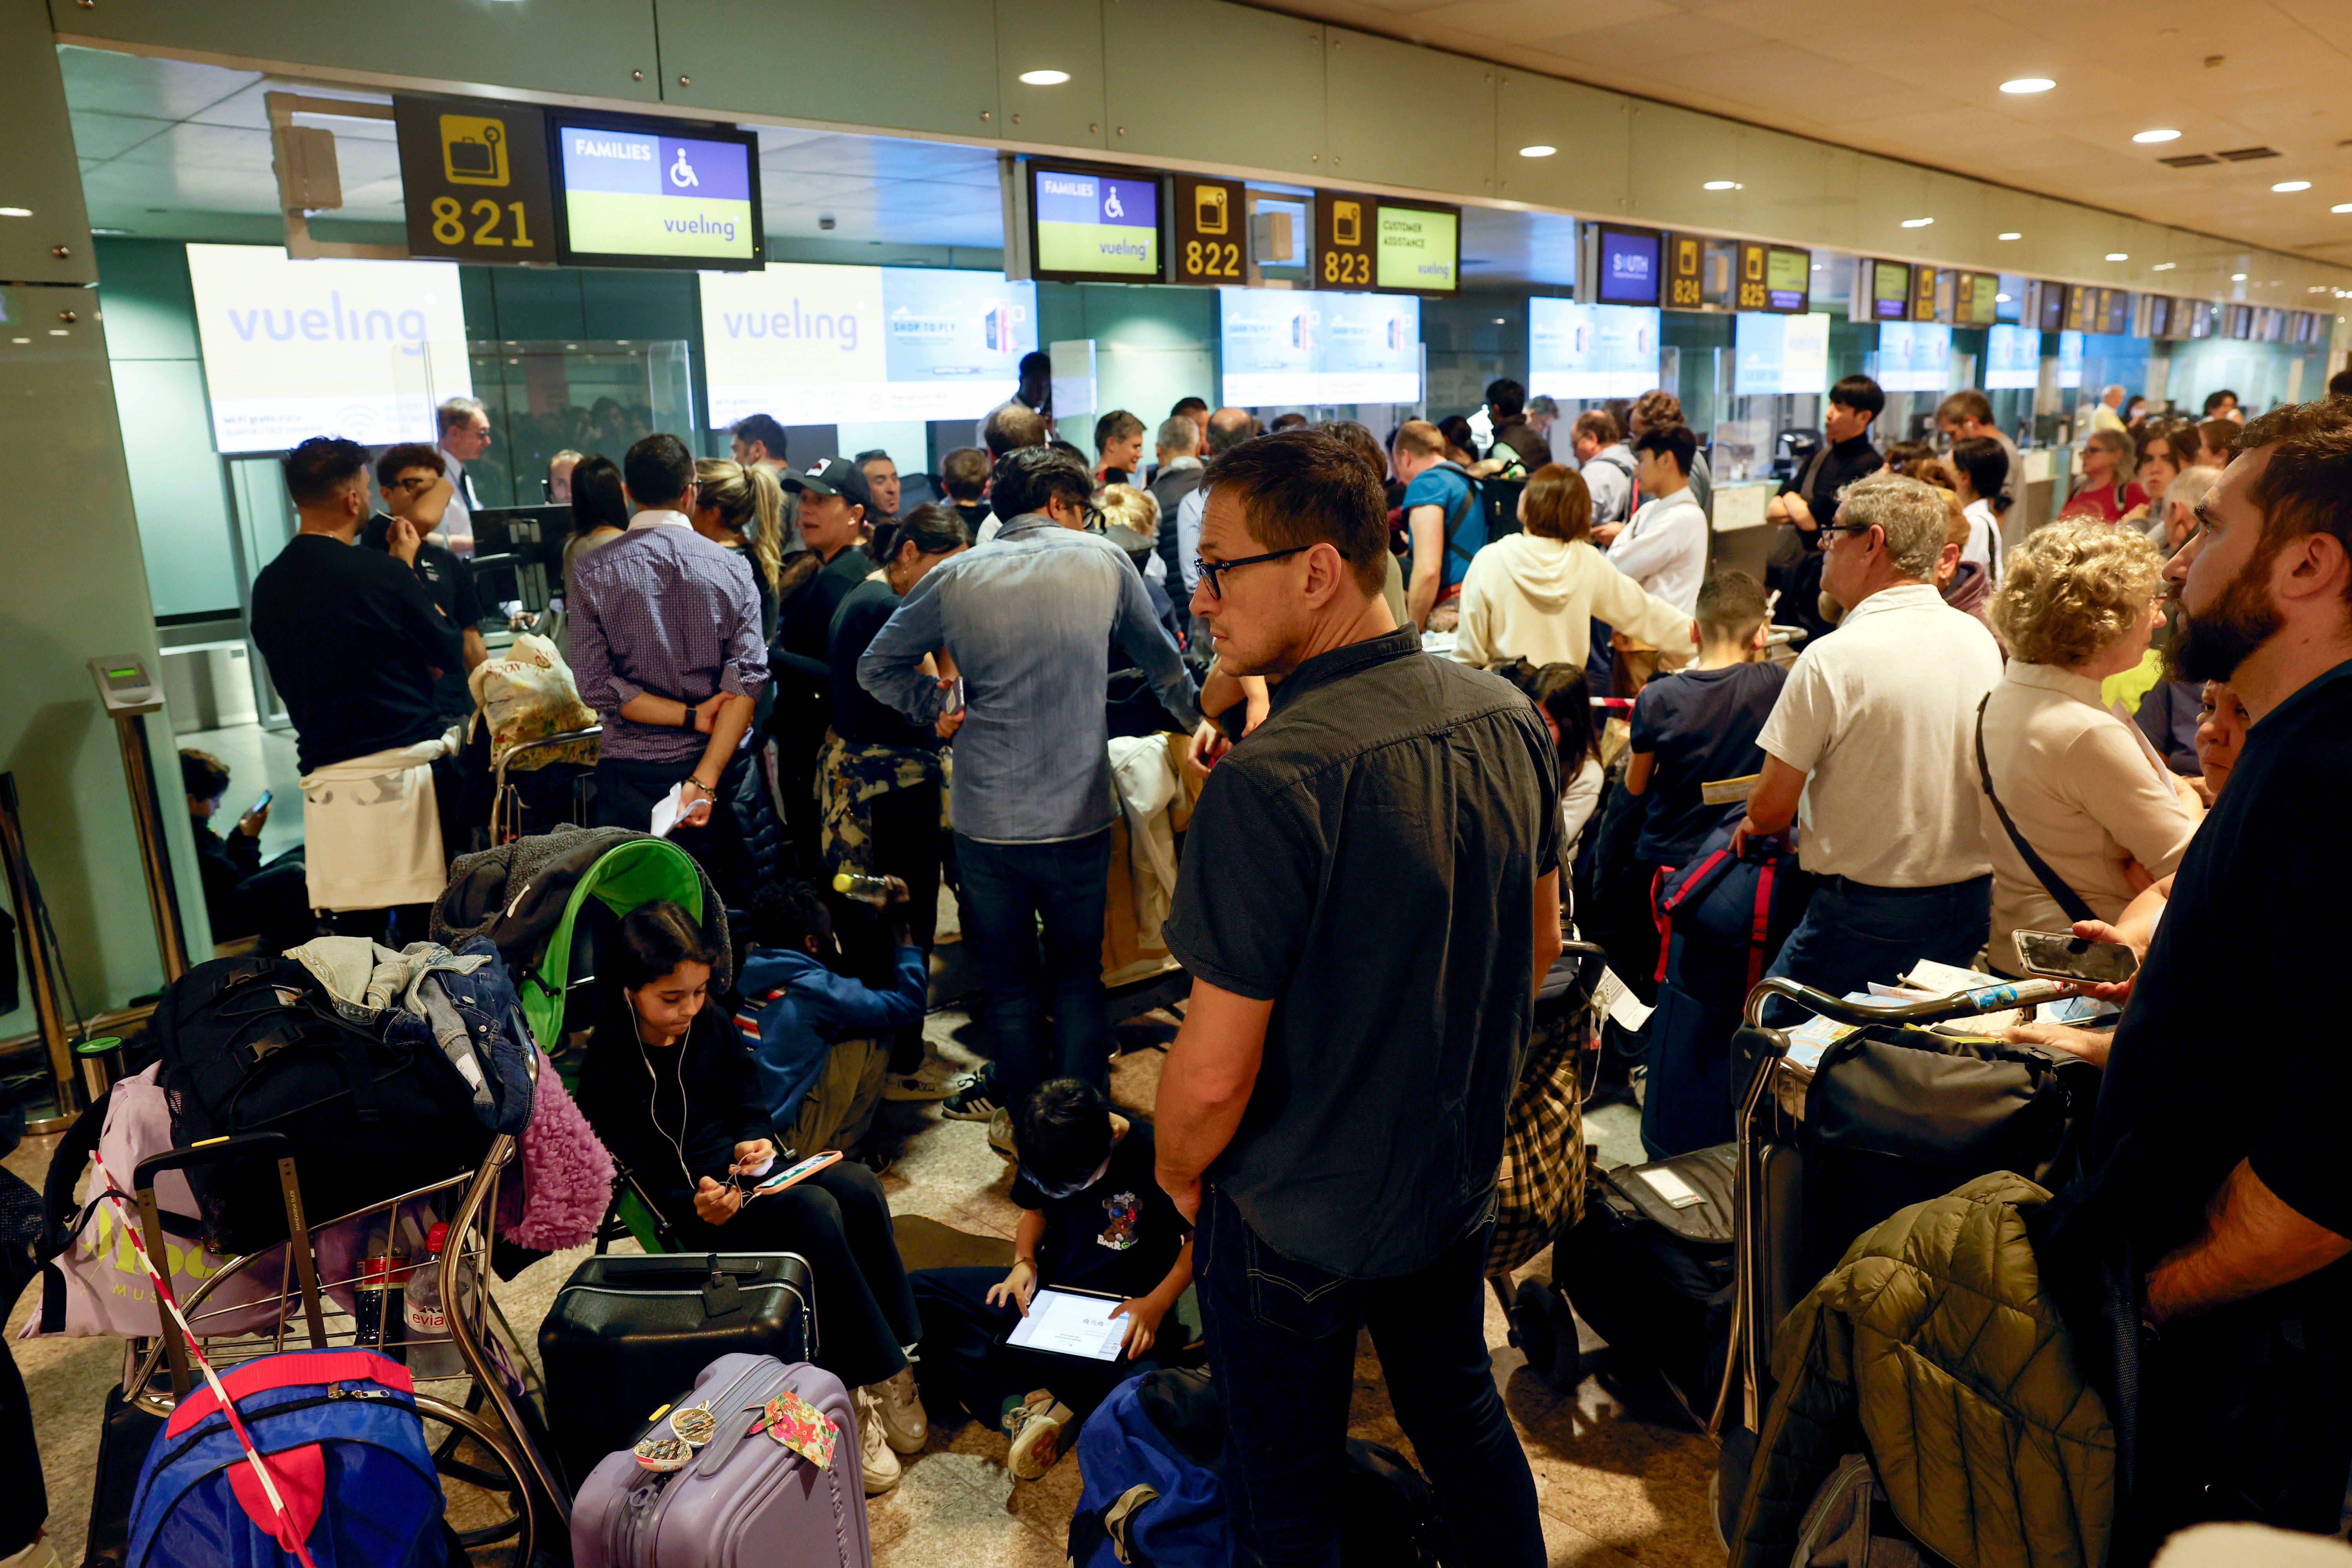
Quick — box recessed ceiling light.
[2334,203,2352,214]
[0,207,30,218]
[1998,231,2022,240]
[1901,216,1933,227]
[2132,129,2182,143]
[2106,252,2129,261]
[48,328,67,336]
[1995,292,2012,303]
[1999,77,2056,94]
[1702,180,1742,191]
[2272,180,2312,192]
[9,337,27,345]
[1018,69,1070,85]
[2231,272,2247,280]
[1518,144,1556,158]
[2152,262,2177,270]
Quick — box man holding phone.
[2035,399,2352,1544]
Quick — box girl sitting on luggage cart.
[575,900,930,1494]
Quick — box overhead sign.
[551,113,762,270]
[1374,202,1459,294]
[1315,191,1376,290]
[1664,232,1702,309]
[183,243,473,454]
[1869,260,1911,321]
[1171,175,1245,287]
[1765,246,1810,313]
[1029,162,1161,283]
[393,94,557,264]
[1910,265,1940,323]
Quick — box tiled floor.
[8,994,1722,1566]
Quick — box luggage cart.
[489,725,600,845]
[116,1065,570,1562]
[1710,971,2071,1540]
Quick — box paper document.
[1593,965,1654,1031]
[1700,773,1761,806]
[1902,958,1999,995]
[650,784,686,839]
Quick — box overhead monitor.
[699,263,1038,425]
[1870,260,1912,321]
[1217,287,1419,407]
[1876,319,1952,392]
[551,113,761,270]
[1732,312,1829,397]
[1764,247,1811,313]
[1985,324,2041,390]
[2056,329,2084,388]
[183,243,473,454]
[1527,299,1661,399]
[1028,162,1162,284]
[1591,225,1663,307]
[1374,202,1459,294]
[2038,282,2069,333]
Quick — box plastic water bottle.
[831,871,889,906]
[403,1221,465,1379]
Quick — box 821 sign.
[394,94,558,264]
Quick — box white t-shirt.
[1962,496,2002,582]
[1579,443,1636,528]
[1607,489,1708,614]
[1756,582,2004,887]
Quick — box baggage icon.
[440,115,508,186]
[1195,183,1228,236]
[1330,199,1361,248]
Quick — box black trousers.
[911,1266,1165,1431]
[594,748,757,908]
[833,780,943,1073]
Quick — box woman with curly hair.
[1975,519,2203,974]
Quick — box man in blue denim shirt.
[860,446,1199,1133]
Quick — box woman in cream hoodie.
[1451,463,1695,670]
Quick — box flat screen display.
[1765,247,1811,312]
[1218,287,1419,406]
[1031,164,1161,283]
[184,243,474,454]
[553,118,759,269]
[1596,227,1662,307]
[1985,324,2042,390]
[1871,261,1911,321]
[2038,283,2068,333]
[1876,319,1952,392]
[1375,203,1459,293]
[2056,329,2084,388]
[1528,299,1660,399]
[699,263,1037,425]
[1732,311,1828,396]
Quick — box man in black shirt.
[250,436,464,936]
[1766,373,1886,637]
[2037,399,2352,1542]
[367,442,488,725]
[1155,428,1560,1567]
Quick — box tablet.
[1000,1286,1129,1363]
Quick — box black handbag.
[539,1251,813,1489]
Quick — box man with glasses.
[1153,427,1559,1565]
[860,445,1197,1144]
[433,396,494,557]
[1732,472,2004,1009]
[368,443,488,725]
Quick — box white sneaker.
[882,1063,963,1102]
[853,1388,902,1494]
[986,1106,1018,1161]
[868,1365,929,1455]
[1003,1393,1071,1481]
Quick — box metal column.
[0,773,80,1134]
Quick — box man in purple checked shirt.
[570,433,770,901]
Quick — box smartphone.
[248,789,272,816]
[749,1149,842,1197]
[939,677,965,716]
[2013,929,2138,986]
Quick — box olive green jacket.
[1731,1172,2116,1568]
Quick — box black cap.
[785,454,872,511]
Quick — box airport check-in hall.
[2,1,2352,1565]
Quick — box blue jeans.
[1761,873,1992,1025]
[1195,1187,1544,1568]
[953,828,1112,1111]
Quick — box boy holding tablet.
[910,1079,1193,1479]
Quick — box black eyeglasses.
[1817,523,1880,540]
[1194,546,1309,599]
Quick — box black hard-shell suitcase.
[538,1251,813,1490]
[81,1381,166,1568]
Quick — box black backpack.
[155,955,495,1253]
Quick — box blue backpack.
[126,1346,454,1568]
[1070,1370,1233,1568]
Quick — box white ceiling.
[1252,0,2352,266]
[57,46,1009,252]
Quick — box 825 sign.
[394,94,557,264]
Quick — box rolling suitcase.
[570,1352,870,1568]
[539,1252,814,1490]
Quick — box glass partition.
[461,339,699,507]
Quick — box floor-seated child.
[735,877,929,1163]
[911,1078,1193,1479]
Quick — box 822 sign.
[394,94,557,264]
[1173,175,1247,285]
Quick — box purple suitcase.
[570,1352,873,1568]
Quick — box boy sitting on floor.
[735,878,929,1164]
[910,1078,1194,1479]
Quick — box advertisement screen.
[1876,319,1953,393]
[1218,288,1419,406]
[1766,247,1811,312]
[1527,299,1661,399]
[1031,165,1160,281]
[554,121,757,267]
[1985,324,2042,390]
[1375,204,1459,293]
[1872,261,1911,321]
[1732,312,1829,397]
[1597,228,1662,306]
[184,244,472,454]
[699,263,1037,425]
[2056,329,2084,389]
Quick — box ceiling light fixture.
[1017,69,1070,85]
[1901,216,1933,227]
[1999,77,2056,94]
[2132,129,2182,143]
[2106,252,2129,260]
[1518,144,1556,158]
[0,207,31,218]
[2231,272,2247,281]
[1995,292,2012,303]
[1998,231,2022,240]
[2272,180,2312,192]
[1703,180,1742,191]
[2152,262,2177,270]
[2334,203,2352,214]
